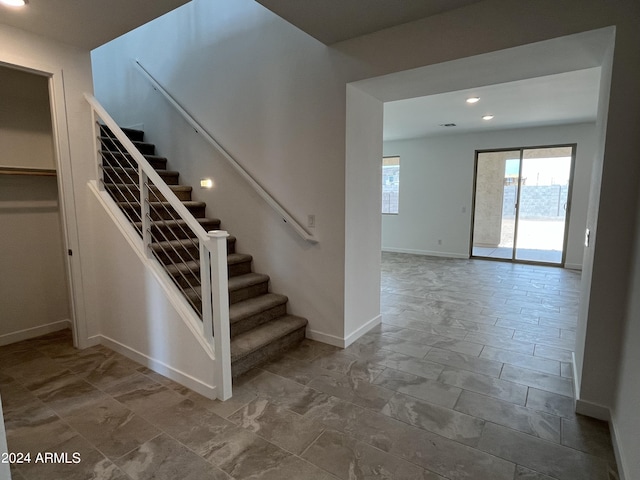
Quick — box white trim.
[610,417,628,480]
[344,314,382,347]
[571,351,581,402]
[575,399,611,421]
[0,319,71,346]
[307,314,382,348]
[306,329,346,348]
[564,262,583,270]
[95,335,217,399]
[382,247,468,259]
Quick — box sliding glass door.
[471,145,575,266]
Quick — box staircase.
[99,125,308,378]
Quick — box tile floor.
[0,253,618,480]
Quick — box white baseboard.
[344,314,382,347]
[96,334,217,399]
[306,329,347,348]
[609,416,628,480]
[564,262,583,270]
[307,314,382,349]
[575,398,611,421]
[572,353,610,421]
[382,247,468,259]
[0,319,71,346]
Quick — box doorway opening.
[470,144,575,266]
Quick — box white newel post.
[139,169,152,258]
[208,230,232,400]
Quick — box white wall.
[0,175,70,344]
[0,67,55,170]
[344,86,383,344]
[382,123,596,269]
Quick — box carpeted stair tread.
[117,200,206,210]
[104,166,179,175]
[135,217,221,231]
[100,125,145,142]
[164,253,252,277]
[230,315,307,363]
[228,272,269,292]
[100,136,155,153]
[107,184,191,193]
[150,238,199,251]
[100,150,168,170]
[229,252,252,264]
[229,293,288,324]
[103,166,180,184]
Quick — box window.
[382,156,400,214]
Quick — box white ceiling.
[256,0,486,44]
[384,67,601,142]
[0,0,190,50]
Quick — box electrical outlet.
[308,214,316,228]
[438,239,442,245]
[462,206,466,213]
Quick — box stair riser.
[228,259,253,278]
[153,247,200,265]
[229,281,269,305]
[142,222,222,241]
[102,154,167,171]
[103,169,180,186]
[117,205,205,222]
[231,303,288,338]
[150,205,206,220]
[101,137,155,155]
[168,259,254,289]
[167,268,202,291]
[108,188,192,203]
[231,326,305,378]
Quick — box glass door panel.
[472,150,521,260]
[514,147,573,264]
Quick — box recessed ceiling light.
[0,0,27,6]
[466,97,480,104]
[482,115,494,120]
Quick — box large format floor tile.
[1,254,619,480]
